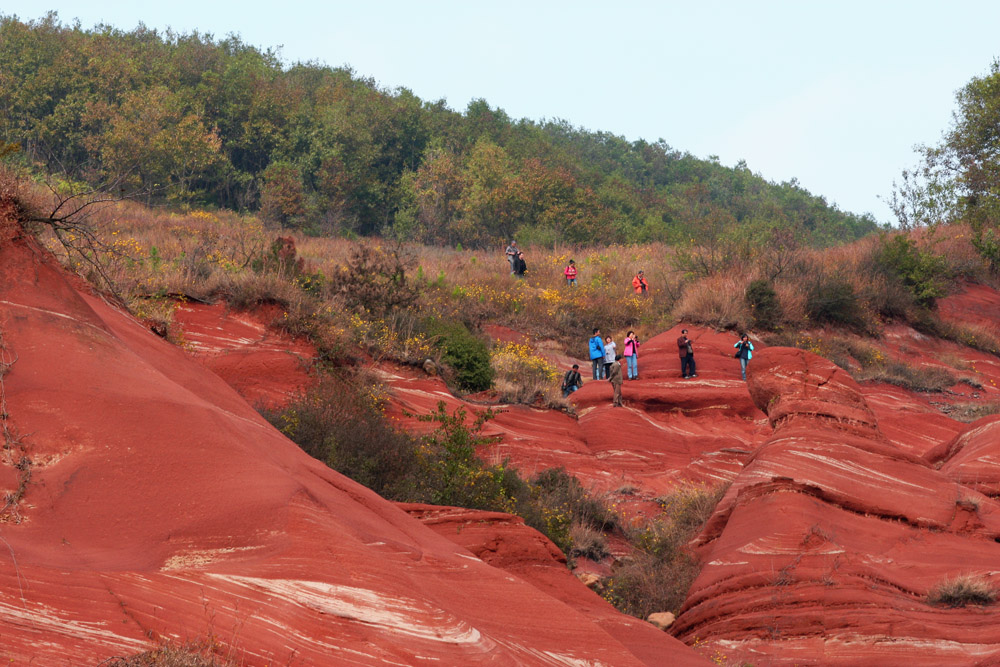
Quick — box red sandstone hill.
[166,252,1000,665]
[0,211,711,661]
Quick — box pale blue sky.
[6,1,1000,223]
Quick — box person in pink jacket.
[623,330,640,380]
[564,259,578,286]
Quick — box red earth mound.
[172,301,316,409]
[0,215,712,663]
[675,347,1000,665]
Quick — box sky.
[6,1,1000,224]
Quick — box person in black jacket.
[513,252,527,278]
[561,364,582,398]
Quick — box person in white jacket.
[603,336,617,380]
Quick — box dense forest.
[0,12,879,247]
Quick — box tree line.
[0,12,879,247]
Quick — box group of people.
[503,240,650,294]
[561,329,642,406]
[677,330,754,381]
[562,329,756,407]
[505,241,527,277]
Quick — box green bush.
[426,319,494,392]
[745,278,781,330]
[530,467,619,531]
[261,373,423,500]
[805,275,869,331]
[876,234,949,308]
[264,390,585,555]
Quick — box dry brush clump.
[927,574,998,607]
[599,483,728,619]
[672,275,751,331]
[100,641,237,667]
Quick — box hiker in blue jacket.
[734,333,754,381]
[589,328,606,380]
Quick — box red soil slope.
[675,347,1000,665]
[0,213,709,663]
[173,302,316,409]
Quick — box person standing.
[608,354,624,407]
[564,259,578,286]
[632,270,649,295]
[623,330,640,380]
[603,335,617,379]
[513,251,527,278]
[589,328,606,380]
[505,240,519,274]
[561,363,583,398]
[677,329,697,378]
[734,334,754,381]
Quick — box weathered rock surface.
[400,503,707,666]
[172,301,316,409]
[0,213,711,663]
[675,347,1000,665]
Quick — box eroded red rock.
[0,216,709,665]
[676,347,1000,665]
[172,301,316,409]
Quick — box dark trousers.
[592,358,603,380]
[681,355,696,377]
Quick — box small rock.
[422,359,437,376]
[575,572,601,589]
[646,611,675,630]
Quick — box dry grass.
[939,401,1000,423]
[100,642,236,666]
[928,574,997,607]
[600,483,728,618]
[856,360,958,392]
[673,275,751,331]
[569,522,611,561]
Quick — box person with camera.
[677,329,696,379]
[623,330,640,380]
[734,333,754,381]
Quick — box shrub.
[805,274,870,332]
[928,574,997,607]
[745,278,782,330]
[267,390,581,555]
[491,342,564,407]
[875,234,950,308]
[941,401,1000,422]
[569,523,611,562]
[261,373,423,500]
[425,319,494,392]
[601,483,727,618]
[328,242,420,315]
[531,467,619,531]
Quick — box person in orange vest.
[632,270,649,294]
